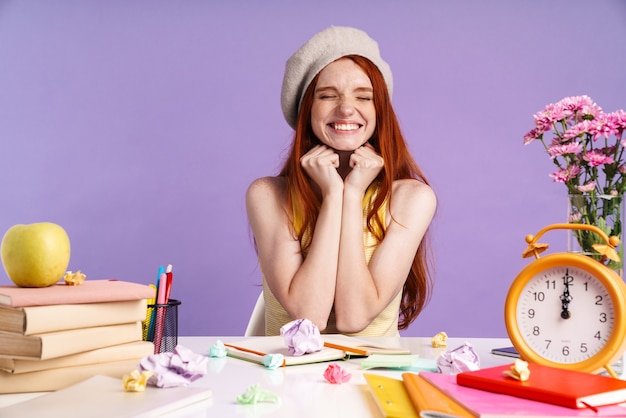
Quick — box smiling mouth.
[330,123,361,131]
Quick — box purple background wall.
[1,0,625,338]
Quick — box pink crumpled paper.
[437,342,480,374]
[323,363,351,384]
[280,318,324,356]
[139,345,208,388]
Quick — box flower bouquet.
[523,95,626,271]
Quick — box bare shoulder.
[392,179,436,204]
[389,179,437,222]
[246,176,287,202]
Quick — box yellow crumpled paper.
[503,359,530,381]
[431,331,448,348]
[64,270,86,286]
[122,369,154,392]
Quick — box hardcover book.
[0,299,148,335]
[0,340,154,374]
[456,363,626,409]
[0,322,142,360]
[422,371,626,417]
[366,371,626,417]
[0,280,155,307]
[0,359,145,394]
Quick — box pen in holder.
[146,299,181,354]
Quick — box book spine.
[0,340,154,374]
[19,300,148,335]
[0,359,143,393]
[0,322,143,360]
[0,280,156,308]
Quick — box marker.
[153,272,168,353]
[148,266,165,341]
[165,264,173,303]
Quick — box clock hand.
[560,269,573,319]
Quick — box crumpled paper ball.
[437,342,480,374]
[262,353,285,369]
[323,363,351,384]
[504,359,530,381]
[122,369,153,392]
[431,331,448,348]
[209,340,227,358]
[64,270,86,286]
[236,384,280,404]
[280,318,324,356]
[139,345,208,388]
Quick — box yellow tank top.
[262,183,402,337]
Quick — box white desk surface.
[0,336,513,417]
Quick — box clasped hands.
[300,144,384,194]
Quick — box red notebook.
[457,363,626,410]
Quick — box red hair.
[279,55,434,329]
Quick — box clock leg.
[606,352,626,380]
[604,363,619,379]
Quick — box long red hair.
[279,55,434,329]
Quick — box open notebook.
[224,334,411,367]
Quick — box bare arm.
[246,148,345,330]
[334,157,437,332]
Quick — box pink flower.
[589,114,620,140]
[583,150,614,167]
[523,128,542,145]
[549,165,581,183]
[548,141,582,158]
[569,212,582,222]
[525,96,626,196]
[562,120,593,140]
[323,364,352,384]
[576,181,596,192]
[611,110,626,131]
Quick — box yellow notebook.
[364,374,419,418]
[364,373,476,418]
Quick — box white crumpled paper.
[279,318,324,356]
[139,345,208,388]
[437,342,480,374]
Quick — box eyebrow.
[315,86,373,93]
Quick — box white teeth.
[333,123,359,131]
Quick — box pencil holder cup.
[146,299,181,354]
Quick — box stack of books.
[0,280,156,393]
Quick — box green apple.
[1,222,71,287]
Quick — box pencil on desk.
[323,342,369,357]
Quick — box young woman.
[246,26,436,337]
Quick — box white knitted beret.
[281,26,393,129]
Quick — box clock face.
[515,265,614,364]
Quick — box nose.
[336,96,355,116]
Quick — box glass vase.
[568,193,626,377]
[567,193,624,276]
